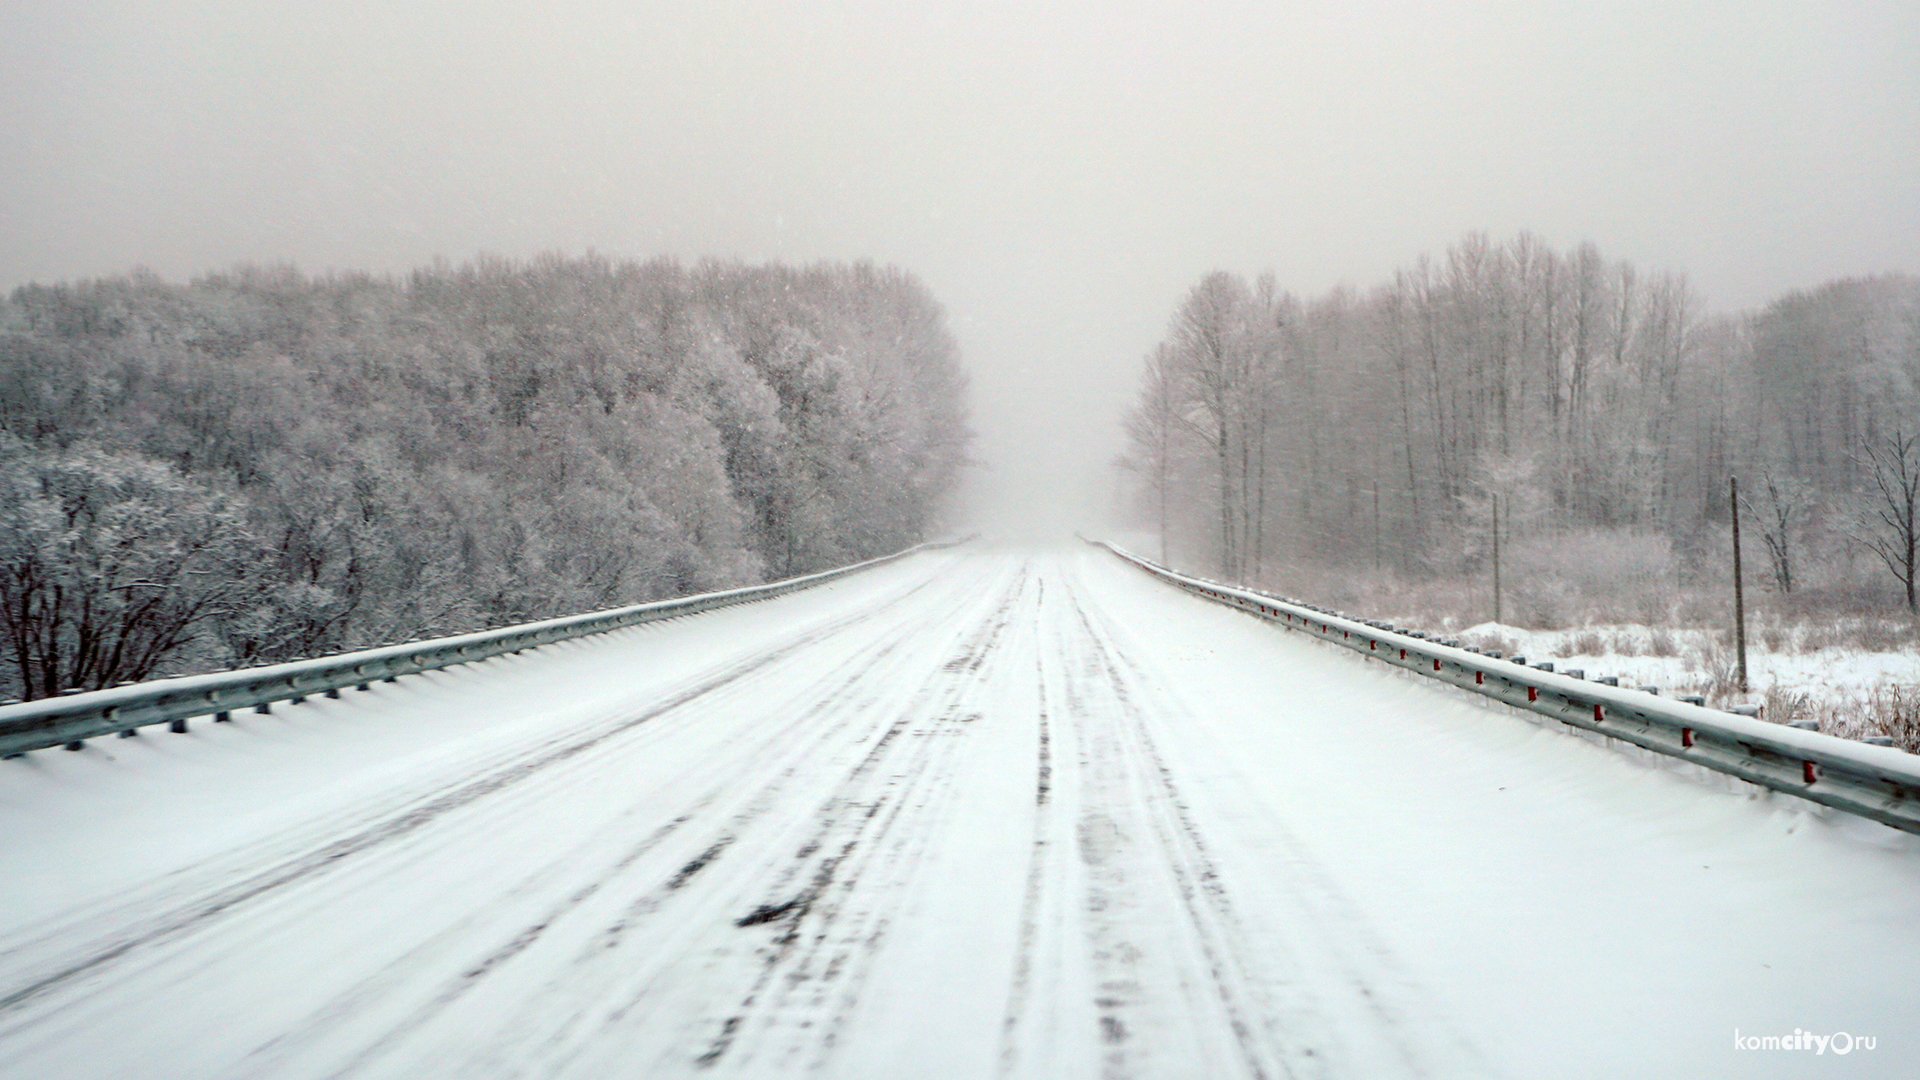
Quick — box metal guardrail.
[0,540,961,758]
[1095,540,1920,836]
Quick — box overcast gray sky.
[4,1,1917,534]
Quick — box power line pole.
[1492,494,1502,624]
[1372,486,1382,574]
[1730,476,1749,694]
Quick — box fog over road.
[3,547,1917,1078]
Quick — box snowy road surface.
[3,547,1919,1079]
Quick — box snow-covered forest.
[1121,232,1919,621]
[0,256,970,701]
[1120,233,1920,738]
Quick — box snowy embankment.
[1,545,1917,1078]
[1456,621,1920,747]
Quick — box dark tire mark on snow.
[693,1016,741,1067]
[1035,665,1054,809]
[997,638,1057,1076]
[735,897,803,928]
[669,837,734,892]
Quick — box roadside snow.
[1,546,1916,1078]
[1456,621,1920,738]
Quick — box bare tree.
[1849,430,1920,612]
[1121,345,1181,562]
[1168,273,1258,577]
[1741,471,1810,594]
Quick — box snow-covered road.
[3,547,1918,1079]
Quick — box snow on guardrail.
[0,538,967,758]
[1094,539,1920,836]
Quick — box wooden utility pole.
[1730,476,1749,693]
[1492,494,1503,624]
[1372,487,1382,573]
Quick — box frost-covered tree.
[0,441,263,698]
[1119,232,1920,617]
[0,255,970,699]
[1119,345,1182,563]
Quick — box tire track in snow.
[448,558,1027,1078]
[1061,586,1310,1078]
[682,562,1033,1073]
[0,561,953,1025]
[1065,563,1489,1076]
[995,635,1057,1076]
[313,579,980,1078]
[230,566,997,1078]
[793,563,1044,1074]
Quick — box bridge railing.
[1095,539,1920,836]
[0,540,961,758]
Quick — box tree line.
[1121,232,1919,620]
[0,254,971,700]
